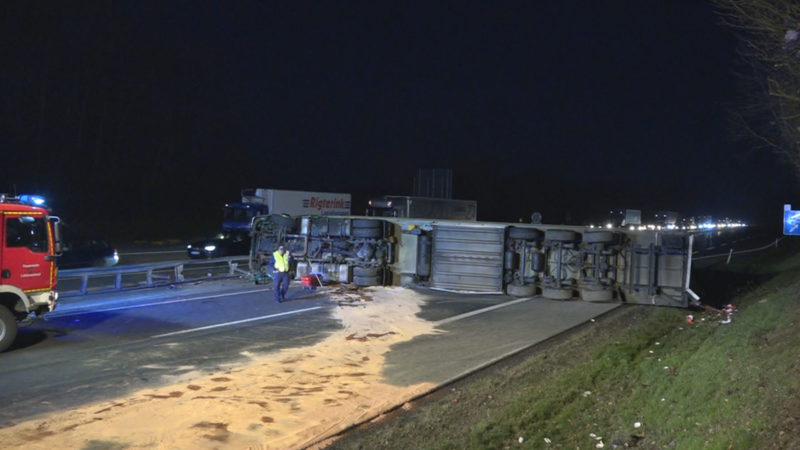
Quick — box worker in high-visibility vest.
[271,244,292,303]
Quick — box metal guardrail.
[693,237,787,264]
[57,256,252,297]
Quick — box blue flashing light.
[19,194,46,206]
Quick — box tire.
[352,227,382,239]
[583,231,616,245]
[352,219,381,228]
[0,305,18,353]
[271,214,295,228]
[354,266,379,277]
[353,275,380,286]
[545,229,578,242]
[508,227,542,241]
[506,283,536,297]
[542,287,574,300]
[580,288,615,302]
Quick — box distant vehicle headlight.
[204,245,217,252]
[187,244,192,249]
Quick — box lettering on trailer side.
[303,197,351,211]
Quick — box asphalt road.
[0,279,618,428]
[4,226,771,429]
[1,280,336,424]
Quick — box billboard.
[784,204,800,235]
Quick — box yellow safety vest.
[273,250,290,272]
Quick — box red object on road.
[301,275,319,288]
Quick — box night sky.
[2,1,797,239]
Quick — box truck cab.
[0,194,61,352]
[222,202,270,233]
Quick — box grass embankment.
[331,243,800,449]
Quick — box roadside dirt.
[0,287,440,449]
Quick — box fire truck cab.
[0,194,61,352]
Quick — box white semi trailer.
[249,214,697,308]
[223,189,351,233]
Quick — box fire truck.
[0,194,62,352]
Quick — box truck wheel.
[353,227,382,239]
[352,219,381,228]
[271,214,295,228]
[542,287,574,300]
[0,305,18,353]
[580,288,615,302]
[353,275,380,286]
[545,229,578,242]
[354,266,379,277]
[506,283,536,297]
[583,231,616,245]
[508,227,542,241]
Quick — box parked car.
[187,232,250,259]
[57,238,120,269]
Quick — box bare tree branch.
[713,0,800,179]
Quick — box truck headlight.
[204,245,217,252]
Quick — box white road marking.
[51,288,272,318]
[151,306,324,338]
[435,296,534,325]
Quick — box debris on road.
[0,287,438,450]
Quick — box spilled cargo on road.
[249,215,697,308]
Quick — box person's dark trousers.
[273,271,289,302]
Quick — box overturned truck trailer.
[249,215,697,307]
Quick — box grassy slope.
[330,244,800,449]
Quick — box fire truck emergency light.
[19,194,46,206]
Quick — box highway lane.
[0,280,338,424]
[115,245,190,265]
[1,279,619,431]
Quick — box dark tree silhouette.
[714,1,800,176]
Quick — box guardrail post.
[81,274,89,294]
[229,262,237,276]
[146,269,153,286]
[115,272,122,290]
[726,248,733,265]
[175,264,184,282]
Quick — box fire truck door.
[1,213,53,292]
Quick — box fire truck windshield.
[5,216,49,253]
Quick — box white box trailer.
[249,214,697,308]
[241,188,351,217]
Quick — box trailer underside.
[249,215,696,308]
